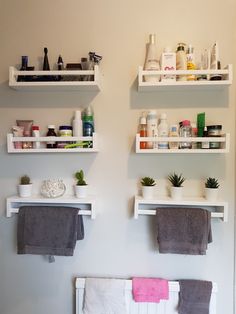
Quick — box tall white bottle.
[144,34,160,82]
[72,110,83,137]
[146,110,158,149]
[158,113,169,149]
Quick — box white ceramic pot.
[18,184,33,198]
[170,186,183,200]
[205,188,219,201]
[142,186,155,199]
[75,185,88,198]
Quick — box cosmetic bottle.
[201,126,209,149]
[176,43,187,81]
[210,42,222,80]
[146,110,158,149]
[144,34,160,82]
[32,125,40,149]
[139,113,147,149]
[43,47,50,71]
[158,113,168,149]
[186,44,196,81]
[169,125,179,149]
[72,110,83,138]
[161,47,176,82]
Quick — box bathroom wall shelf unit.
[6,195,96,219]
[135,133,230,153]
[134,195,228,222]
[7,133,99,153]
[9,65,100,91]
[138,64,233,91]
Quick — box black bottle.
[43,47,50,71]
[57,55,64,81]
[46,125,57,148]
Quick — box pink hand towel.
[132,277,169,303]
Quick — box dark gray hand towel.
[178,280,212,314]
[17,206,84,257]
[156,207,212,255]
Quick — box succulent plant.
[140,176,156,186]
[20,175,31,185]
[168,172,185,187]
[205,177,220,189]
[75,170,87,186]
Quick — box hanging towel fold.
[83,278,126,314]
[156,207,212,255]
[178,280,213,314]
[17,206,84,257]
[132,277,169,303]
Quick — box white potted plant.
[168,172,185,200]
[140,176,156,199]
[18,175,33,198]
[74,170,88,198]
[205,177,220,201]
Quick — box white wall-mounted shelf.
[135,133,230,153]
[134,195,228,222]
[138,64,233,91]
[6,195,96,219]
[9,65,100,91]
[7,133,99,153]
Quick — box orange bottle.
[139,113,147,149]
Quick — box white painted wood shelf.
[134,195,228,222]
[135,133,230,153]
[6,195,96,219]
[138,64,233,91]
[7,133,98,153]
[9,65,100,91]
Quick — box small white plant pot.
[205,188,219,201]
[142,186,155,199]
[18,184,33,198]
[170,186,183,200]
[75,185,88,198]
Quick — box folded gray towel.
[156,207,212,255]
[178,280,212,314]
[17,206,84,257]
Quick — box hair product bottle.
[144,34,160,82]
[72,110,83,138]
[176,43,187,81]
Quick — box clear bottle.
[169,125,179,149]
[46,125,57,148]
[186,44,196,81]
[146,110,158,149]
[158,113,168,149]
[201,126,209,149]
[139,113,147,149]
[32,125,40,149]
[176,43,187,81]
[179,120,192,149]
[191,122,198,149]
[144,34,160,82]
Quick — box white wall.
[0,0,235,313]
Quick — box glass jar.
[207,125,222,149]
[58,125,73,148]
[179,120,192,149]
[46,125,57,148]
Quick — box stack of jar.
[138,112,222,150]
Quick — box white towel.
[83,278,126,314]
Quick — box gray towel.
[178,280,212,314]
[156,207,212,255]
[17,206,84,257]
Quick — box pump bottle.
[144,34,160,82]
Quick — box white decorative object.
[142,186,155,199]
[75,185,88,198]
[41,179,66,198]
[170,186,183,200]
[205,188,219,201]
[18,184,32,198]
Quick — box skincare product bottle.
[144,34,160,82]
[161,47,176,82]
[186,44,196,81]
[201,126,209,149]
[139,112,147,149]
[72,110,83,138]
[179,120,192,149]
[210,42,222,80]
[146,110,158,149]
[169,125,179,149]
[158,113,168,149]
[46,125,57,149]
[32,125,40,149]
[176,43,187,81]
[43,47,50,71]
